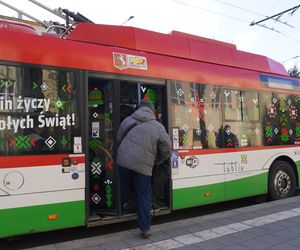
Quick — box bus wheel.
[268,161,296,200]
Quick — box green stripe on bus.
[225,172,268,200]
[296,160,300,185]
[0,200,85,239]
[172,181,226,210]
[173,172,268,210]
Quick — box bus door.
[87,76,170,218]
[119,80,170,212]
[88,77,116,216]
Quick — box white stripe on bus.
[0,188,85,210]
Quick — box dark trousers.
[120,166,152,232]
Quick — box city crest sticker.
[113,52,148,70]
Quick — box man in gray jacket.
[117,99,171,239]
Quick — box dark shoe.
[141,230,151,239]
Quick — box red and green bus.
[0,19,300,238]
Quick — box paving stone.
[284,226,300,236]
[213,234,245,246]
[227,222,251,231]
[225,214,252,222]
[173,233,203,245]
[210,226,238,236]
[123,237,153,248]
[194,240,225,250]
[153,239,184,249]
[193,230,220,240]
[229,231,256,241]
[259,222,287,232]
[269,243,300,250]
[216,244,251,250]
[239,239,270,250]
[271,229,300,240]
[164,227,190,237]
[191,221,222,231]
[54,239,88,250]
[175,245,200,250]
[101,240,130,250]
[31,246,59,250]
[77,246,104,250]
[213,218,237,226]
[255,234,287,245]
[147,231,170,242]
[184,224,206,233]
[286,237,300,247]
[84,232,133,246]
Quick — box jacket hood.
[132,106,156,122]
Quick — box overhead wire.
[172,0,300,44]
[172,0,249,24]
[215,0,300,32]
[214,0,266,18]
[269,0,284,12]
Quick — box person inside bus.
[116,99,171,239]
[120,104,134,123]
[28,117,47,153]
[216,125,239,148]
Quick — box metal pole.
[282,56,300,64]
[121,16,134,26]
[250,4,300,26]
[28,0,66,20]
[0,0,46,27]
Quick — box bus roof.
[66,23,288,76]
[0,20,289,78]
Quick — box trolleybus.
[0,19,300,238]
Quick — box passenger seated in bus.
[28,126,46,153]
[216,125,239,148]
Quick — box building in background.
[0,14,46,31]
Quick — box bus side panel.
[0,154,85,238]
[0,192,85,238]
[171,152,226,210]
[171,148,300,210]
[224,148,298,200]
[172,178,225,210]
[296,161,300,185]
[225,171,268,201]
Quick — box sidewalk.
[29,196,300,250]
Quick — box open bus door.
[87,75,171,225]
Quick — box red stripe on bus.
[0,154,85,169]
[178,145,300,157]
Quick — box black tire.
[268,161,296,200]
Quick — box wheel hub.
[274,170,291,195]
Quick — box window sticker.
[172,128,179,150]
[89,88,104,107]
[92,122,100,138]
[74,137,82,153]
[0,98,76,133]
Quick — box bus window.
[243,91,260,121]
[224,89,242,121]
[223,89,261,148]
[262,92,300,146]
[120,82,137,122]
[218,122,262,148]
[223,89,259,122]
[0,65,82,155]
[170,81,222,149]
